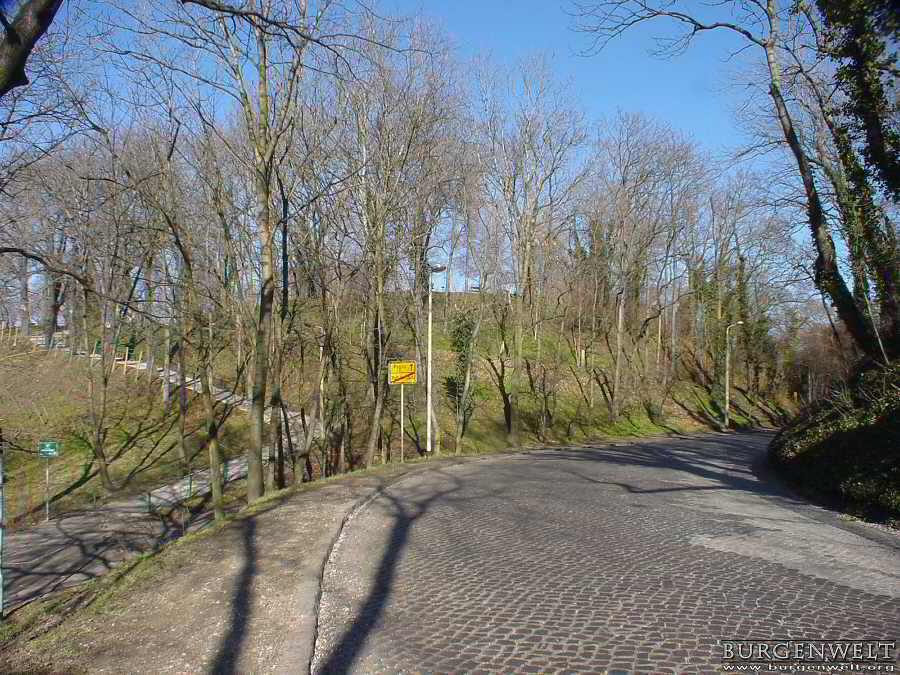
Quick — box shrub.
[769,363,900,522]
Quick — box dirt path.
[1,479,379,674]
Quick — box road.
[312,432,900,674]
[1,499,200,609]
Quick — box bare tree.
[474,57,586,442]
[570,0,897,362]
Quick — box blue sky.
[387,0,757,156]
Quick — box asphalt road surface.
[2,455,249,610]
[2,500,188,609]
[313,432,900,674]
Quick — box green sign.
[38,441,60,458]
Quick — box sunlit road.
[313,432,900,674]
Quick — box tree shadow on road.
[209,517,257,674]
[2,505,187,612]
[315,469,497,674]
[522,432,797,503]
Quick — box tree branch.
[0,0,63,98]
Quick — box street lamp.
[724,320,744,430]
[426,264,446,455]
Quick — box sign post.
[38,441,60,521]
[1,429,6,618]
[388,361,417,464]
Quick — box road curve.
[312,432,900,674]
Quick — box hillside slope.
[769,363,900,524]
[0,318,793,528]
[0,344,250,526]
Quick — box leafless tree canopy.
[0,0,884,511]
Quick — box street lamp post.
[724,320,744,430]
[426,265,446,456]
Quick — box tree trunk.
[365,379,385,468]
[269,319,285,490]
[510,288,524,445]
[247,20,275,502]
[612,289,625,418]
[201,362,224,521]
[163,321,171,405]
[0,0,65,99]
[43,272,63,349]
[94,437,115,492]
[19,256,30,337]
[763,29,880,360]
[89,357,116,492]
[248,212,273,501]
[176,322,189,471]
[365,287,386,468]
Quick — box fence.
[0,325,316,527]
[143,456,252,511]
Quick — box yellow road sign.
[389,360,417,385]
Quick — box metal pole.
[426,281,433,456]
[400,384,405,464]
[1,429,6,618]
[725,327,731,430]
[724,321,743,430]
[45,458,50,522]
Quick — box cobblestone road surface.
[313,432,900,674]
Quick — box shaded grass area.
[769,364,900,525]
[451,377,785,458]
[1,305,791,525]
[1,329,788,527]
[452,410,681,458]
